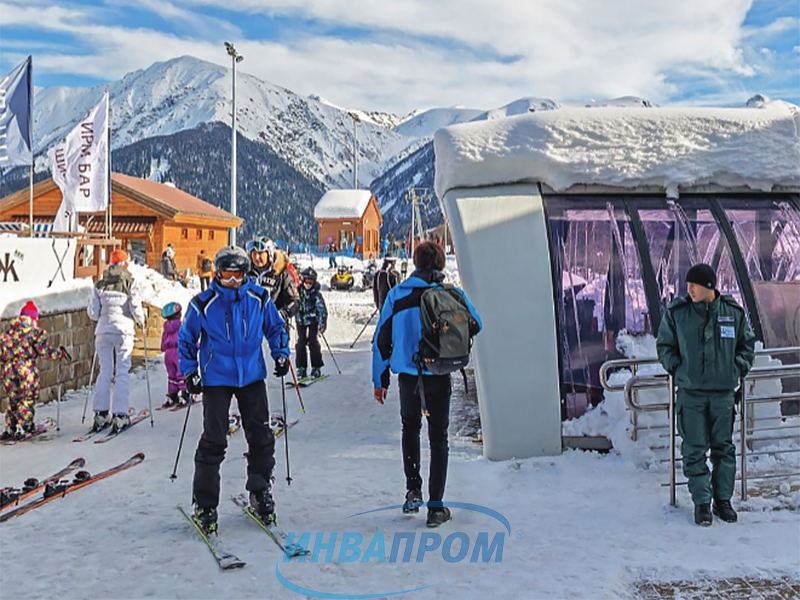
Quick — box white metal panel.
[444,184,562,459]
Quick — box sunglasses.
[219,270,245,283]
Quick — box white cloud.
[1,0,795,113]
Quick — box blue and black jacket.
[371,269,482,389]
[179,277,289,388]
[295,282,328,330]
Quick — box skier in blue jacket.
[179,246,290,534]
[372,242,482,528]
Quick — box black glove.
[274,356,290,378]
[185,372,203,395]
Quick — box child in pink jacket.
[161,302,190,407]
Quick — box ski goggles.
[218,270,245,283]
[303,279,315,286]
[246,240,270,253]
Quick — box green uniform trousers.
[676,389,737,505]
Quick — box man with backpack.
[372,242,482,528]
[373,254,400,311]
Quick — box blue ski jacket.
[371,270,482,389]
[179,278,289,388]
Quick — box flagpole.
[106,90,111,241]
[29,164,33,237]
[28,57,34,238]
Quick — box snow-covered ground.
[1,262,799,600]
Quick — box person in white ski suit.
[87,249,145,431]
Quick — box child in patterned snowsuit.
[0,301,66,439]
[160,302,190,408]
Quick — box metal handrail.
[599,345,800,506]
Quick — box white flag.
[50,143,75,232]
[61,92,109,214]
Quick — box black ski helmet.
[301,267,318,282]
[214,246,249,274]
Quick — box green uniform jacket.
[656,293,756,391]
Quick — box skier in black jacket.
[247,238,299,324]
[373,255,400,311]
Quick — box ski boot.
[193,504,218,535]
[92,411,110,432]
[269,415,286,436]
[403,489,423,514]
[250,487,276,524]
[426,506,452,528]
[0,427,16,441]
[179,391,192,406]
[712,499,738,523]
[296,367,307,380]
[310,367,322,379]
[162,393,179,409]
[111,413,131,433]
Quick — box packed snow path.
[1,289,798,599]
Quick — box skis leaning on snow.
[177,505,246,570]
[93,409,151,444]
[230,494,309,557]
[0,457,86,510]
[0,453,145,522]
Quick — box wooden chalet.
[0,173,242,274]
[313,189,382,259]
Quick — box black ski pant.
[295,323,323,370]
[193,380,275,509]
[398,373,451,503]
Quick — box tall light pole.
[349,112,360,188]
[224,42,243,246]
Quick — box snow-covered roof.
[313,189,374,219]
[434,102,800,199]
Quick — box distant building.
[0,173,242,274]
[314,189,382,259]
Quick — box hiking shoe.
[193,504,218,534]
[111,413,131,433]
[296,367,307,379]
[250,488,275,523]
[694,503,713,526]
[92,411,110,431]
[426,507,452,528]
[310,368,322,378]
[403,489,423,514]
[712,499,738,523]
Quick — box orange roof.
[112,173,241,224]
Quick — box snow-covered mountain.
[32,56,417,190]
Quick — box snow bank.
[434,102,800,200]
[0,278,94,319]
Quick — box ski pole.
[281,375,292,486]
[56,360,61,434]
[320,331,341,374]
[81,349,98,424]
[288,360,306,413]
[141,326,155,427]
[349,308,378,349]
[170,395,194,481]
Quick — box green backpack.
[417,284,480,375]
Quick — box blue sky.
[1,0,798,114]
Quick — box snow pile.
[127,264,196,310]
[313,190,374,220]
[434,102,800,200]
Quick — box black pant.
[398,373,451,502]
[200,276,211,291]
[193,380,275,508]
[295,323,323,370]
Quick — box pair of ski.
[72,408,149,443]
[156,397,201,412]
[0,453,145,522]
[273,419,299,439]
[287,374,329,388]
[0,418,56,446]
[178,494,309,570]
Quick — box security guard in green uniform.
[657,263,756,526]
